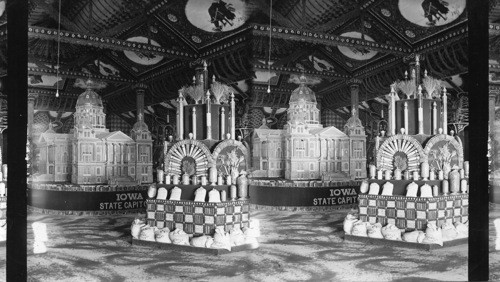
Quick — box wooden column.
[230,92,235,139]
[133,83,147,124]
[490,88,500,204]
[347,78,361,119]
[27,93,38,139]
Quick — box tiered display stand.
[131,184,258,254]
[344,56,469,249]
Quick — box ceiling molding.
[414,24,468,54]
[28,26,198,60]
[253,63,348,79]
[99,0,171,38]
[251,24,411,55]
[28,66,135,84]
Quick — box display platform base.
[28,182,149,214]
[131,238,259,255]
[249,179,361,209]
[343,233,468,250]
[0,240,5,247]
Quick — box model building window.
[296,139,305,158]
[276,147,282,158]
[96,146,101,162]
[343,141,349,157]
[262,161,268,170]
[82,144,92,162]
[130,167,135,175]
[49,165,54,174]
[83,166,91,175]
[48,146,55,162]
[261,141,268,158]
[298,162,304,171]
[129,146,136,162]
[63,152,68,163]
[310,163,314,170]
[116,145,121,163]
[96,167,101,176]
[140,146,149,162]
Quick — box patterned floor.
[0,205,496,281]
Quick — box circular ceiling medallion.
[398,0,465,27]
[167,14,178,22]
[191,35,202,43]
[405,30,415,38]
[123,37,164,65]
[381,8,391,17]
[337,32,378,61]
[185,0,249,33]
[363,21,372,29]
[111,51,118,57]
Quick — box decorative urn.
[360,180,369,194]
[394,168,402,180]
[147,183,157,199]
[209,165,217,185]
[449,169,460,194]
[237,171,248,199]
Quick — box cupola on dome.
[289,75,317,104]
[76,88,103,107]
[132,120,149,132]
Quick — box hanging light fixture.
[267,0,273,94]
[55,0,62,98]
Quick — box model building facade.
[36,87,153,185]
[252,75,367,180]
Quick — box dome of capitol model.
[76,88,103,108]
[289,74,317,104]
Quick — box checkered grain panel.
[145,199,250,235]
[358,194,468,231]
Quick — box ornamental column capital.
[28,92,39,102]
[346,78,362,88]
[132,83,148,94]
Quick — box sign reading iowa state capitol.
[249,181,361,208]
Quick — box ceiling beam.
[28,26,198,60]
[253,62,349,80]
[99,0,172,38]
[251,24,410,55]
[413,23,468,54]
[28,65,135,84]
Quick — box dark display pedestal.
[249,179,361,210]
[28,182,149,215]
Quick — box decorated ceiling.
[0,0,468,138]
